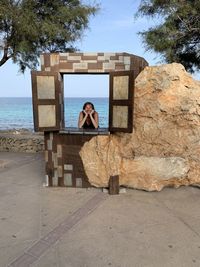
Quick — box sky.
[0,0,199,97]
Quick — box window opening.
[64,74,109,128]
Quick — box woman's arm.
[89,111,99,129]
[78,111,87,128]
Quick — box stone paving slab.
[1,152,200,267]
[34,187,200,267]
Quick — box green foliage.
[135,0,200,73]
[0,0,98,72]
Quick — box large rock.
[80,63,200,191]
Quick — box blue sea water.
[0,97,109,130]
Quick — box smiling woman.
[64,74,109,128]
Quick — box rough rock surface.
[0,130,44,153]
[80,63,200,191]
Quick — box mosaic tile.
[112,106,128,128]
[52,176,58,186]
[57,166,63,177]
[44,150,48,162]
[125,64,130,70]
[38,105,56,128]
[64,164,73,171]
[47,140,52,151]
[52,153,58,167]
[68,55,81,60]
[97,55,106,61]
[37,76,55,99]
[76,178,82,187]
[124,56,131,64]
[40,55,44,66]
[50,54,59,66]
[50,133,53,140]
[73,62,88,69]
[64,173,73,186]
[54,169,58,179]
[83,52,98,56]
[103,62,115,70]
[57,145,62,157]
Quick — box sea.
[0,97,109,130]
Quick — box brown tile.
[50,65,59,72]
[88,62,103,70]
[66,60,81,63]
[43,54,50,67]
[74,69,89,73]
[82,55,98,60]
[59,62,73,69]
[104,69,113,73]
[68,52,83,56]
[110,55,119,60]
[57,157,63,165]
[60,56,68,61]
[44,67,51,71]
[115,63,125,70]
[59,69,73,73]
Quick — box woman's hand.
[83,110,88,116]
[89,110,98,128]
[89,109,94,115]
[78,110,88,128]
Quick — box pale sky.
[0,0,199,97]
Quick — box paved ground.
[0,152,200,267]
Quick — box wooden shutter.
[109,71,134,133]
[31,71,64,132]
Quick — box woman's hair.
[82,102,95,110]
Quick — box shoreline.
[0,128,43,136]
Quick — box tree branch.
[0,44,12,67]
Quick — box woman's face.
[84,104,93,113]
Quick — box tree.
[0,0,98,72]
[135,0,200,73]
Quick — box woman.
[78,102,99,129]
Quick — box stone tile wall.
[44,132,94,187]
[41,52,148,77]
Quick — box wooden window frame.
[32,71,134,133]
[31,71,64,132]
[109,71,134,133]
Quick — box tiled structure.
[40,52,148,75]
[44,131,97,187]
[32,52,148,188]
